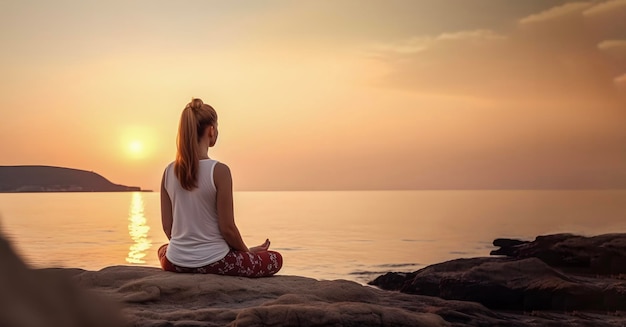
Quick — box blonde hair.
[174,98,218,190]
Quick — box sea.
[0,190,625,284]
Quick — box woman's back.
[163,159,230,267]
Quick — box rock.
[491,238,529,256]
[0,234,127,327]
[69,266,468,326]
[490,233,626,275]
[371,233,626,314]
[369,271,416,291]
[56,263,626,326]
[493,238,528,248]
[5,229,626,326]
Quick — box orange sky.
[1,0,625,190]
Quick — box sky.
[1,0,625,191]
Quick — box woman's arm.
[160,170,173,240]
[214,162,250,252]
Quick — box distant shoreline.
[0,165,144,193]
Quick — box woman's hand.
[249,239,271,253]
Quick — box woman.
[158,98,282,277]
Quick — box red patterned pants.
[158,244,282,277]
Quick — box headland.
[0,165,141,192]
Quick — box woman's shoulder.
[212,161,232,184]
[199,159,228,169]
[212,161,230,174]
[163,161,175,173]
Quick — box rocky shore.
[2,233,626,326]
[371,233,626,324]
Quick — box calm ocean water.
[0,190,625,283]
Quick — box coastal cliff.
[0,165,140,192]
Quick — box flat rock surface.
[57,265,626,326]
[68,266,496,326]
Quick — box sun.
[118,125,157,161]
[127,140,145,158]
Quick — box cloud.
[516,1,601,50]
[361,0,626,189]
[598,40,626,51]
[371,0,626,104]
[518,1,593,25]
[370,37,430,55]
[583,0,626,39]
[370,29,506,56]
[436,29,506,42]
[584,0,626,16]
[598,40,626,69]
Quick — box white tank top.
[163,159,230,267]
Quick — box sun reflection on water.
[126,192,151,264]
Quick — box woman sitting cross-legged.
[158,98,282,277]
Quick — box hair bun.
[189,98,204,110]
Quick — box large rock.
[370,233,626,314]
[70,265,509,327]
[491,233,626,275]
[371,257,626,311]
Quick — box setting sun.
[127,140,144,158]
[116,125,162,165]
